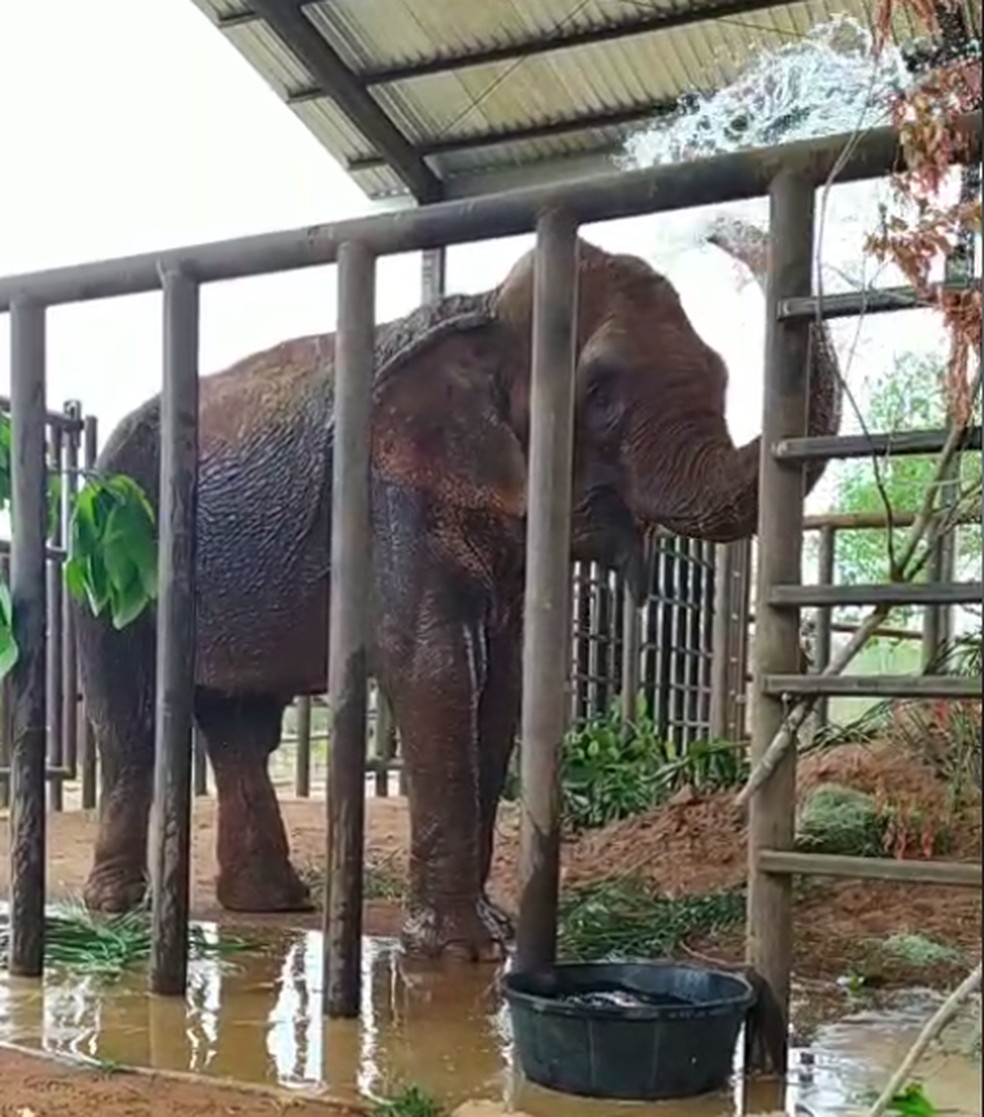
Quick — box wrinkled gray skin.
[76,235,841,960]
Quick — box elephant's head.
[492,234,842,544]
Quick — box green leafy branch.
[0,412,158,681]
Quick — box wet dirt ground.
[0,930,980,1117]
[0,741,979,1114]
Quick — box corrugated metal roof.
[188,0,944,202]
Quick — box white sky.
[0,0,944,475]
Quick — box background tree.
[826,348,982,626]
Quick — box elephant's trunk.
[704,215,844,495]
[635,216,843,542]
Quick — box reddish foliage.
[863,15,982,422]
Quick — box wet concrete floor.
[0,923,979,1116]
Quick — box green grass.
[370,1084,443,1117]
[557,877,746,961]
[0,901,258,979]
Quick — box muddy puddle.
[0,922,979,1116]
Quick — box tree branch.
[864,961,981,1117]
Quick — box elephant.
[76,233,842,960]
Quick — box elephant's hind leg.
[80,614,155,914]
[196,692,312,913]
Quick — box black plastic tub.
[502,960,755,1101]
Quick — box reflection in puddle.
[0,924,979,1116]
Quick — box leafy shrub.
[875,932,960,968]
[504,699,749,833]
[795,783,887,856]
[370,1084,443,1117]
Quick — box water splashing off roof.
[621,17,913,169]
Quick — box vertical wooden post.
[80,414,99,811]
[294,696,312,798]
[8,299,48,978]
[149,269,200,998]
[745,171,814,1076]
[619,585,641,724]
[323,239,374,1018]
[516,209,579,972]
[46,427,64,812]
[61,402,82,783]
[813,524,835,730]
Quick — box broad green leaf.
[0,579,18,680]
[84,553,112,616]
[0,622,19,680]
[64,556,88,603]
[109,571,150,630]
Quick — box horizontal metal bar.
[747,613,927,641]
[774,426,982,461]
[762,674,980,698]
[769,582,982,607]
[0,539,67,562]
[777,279,975,321]
[0,114,978,311]
[0,767,73,782]
[0,395,84,432]
[759,849,981,888]
[802,508,980,531]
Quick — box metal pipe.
[0,116,977,311]
[762,673,979,698]
[619,586,641,724]
[149,270,200,997]
[7,299,48,978]
[0,394,84,431]
[774,425,981,461]
[745,171,815,1076]
[516,208,580,972]
[323,241,375,1018]
[373,688,395,798]
[46,427,64,813]
[812,525,835,731]
[79,415,99,811]
[61,401,81,781]
[294,696,312,798]
[802,508,979,531]
[770,581,981,607]
[777,278,975,321]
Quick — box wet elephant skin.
[74,237,842,960]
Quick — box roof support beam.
[344,98,684,171]
[243,0,802,89]
[248,0,442,202]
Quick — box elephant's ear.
[371,334,527,518]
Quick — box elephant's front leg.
[383,604,504,961]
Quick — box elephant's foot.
[83,861,148,914]
[401,897,509,962]
[216,858,314,914]
[480,893,515,941]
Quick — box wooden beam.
[759,850,981,888]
